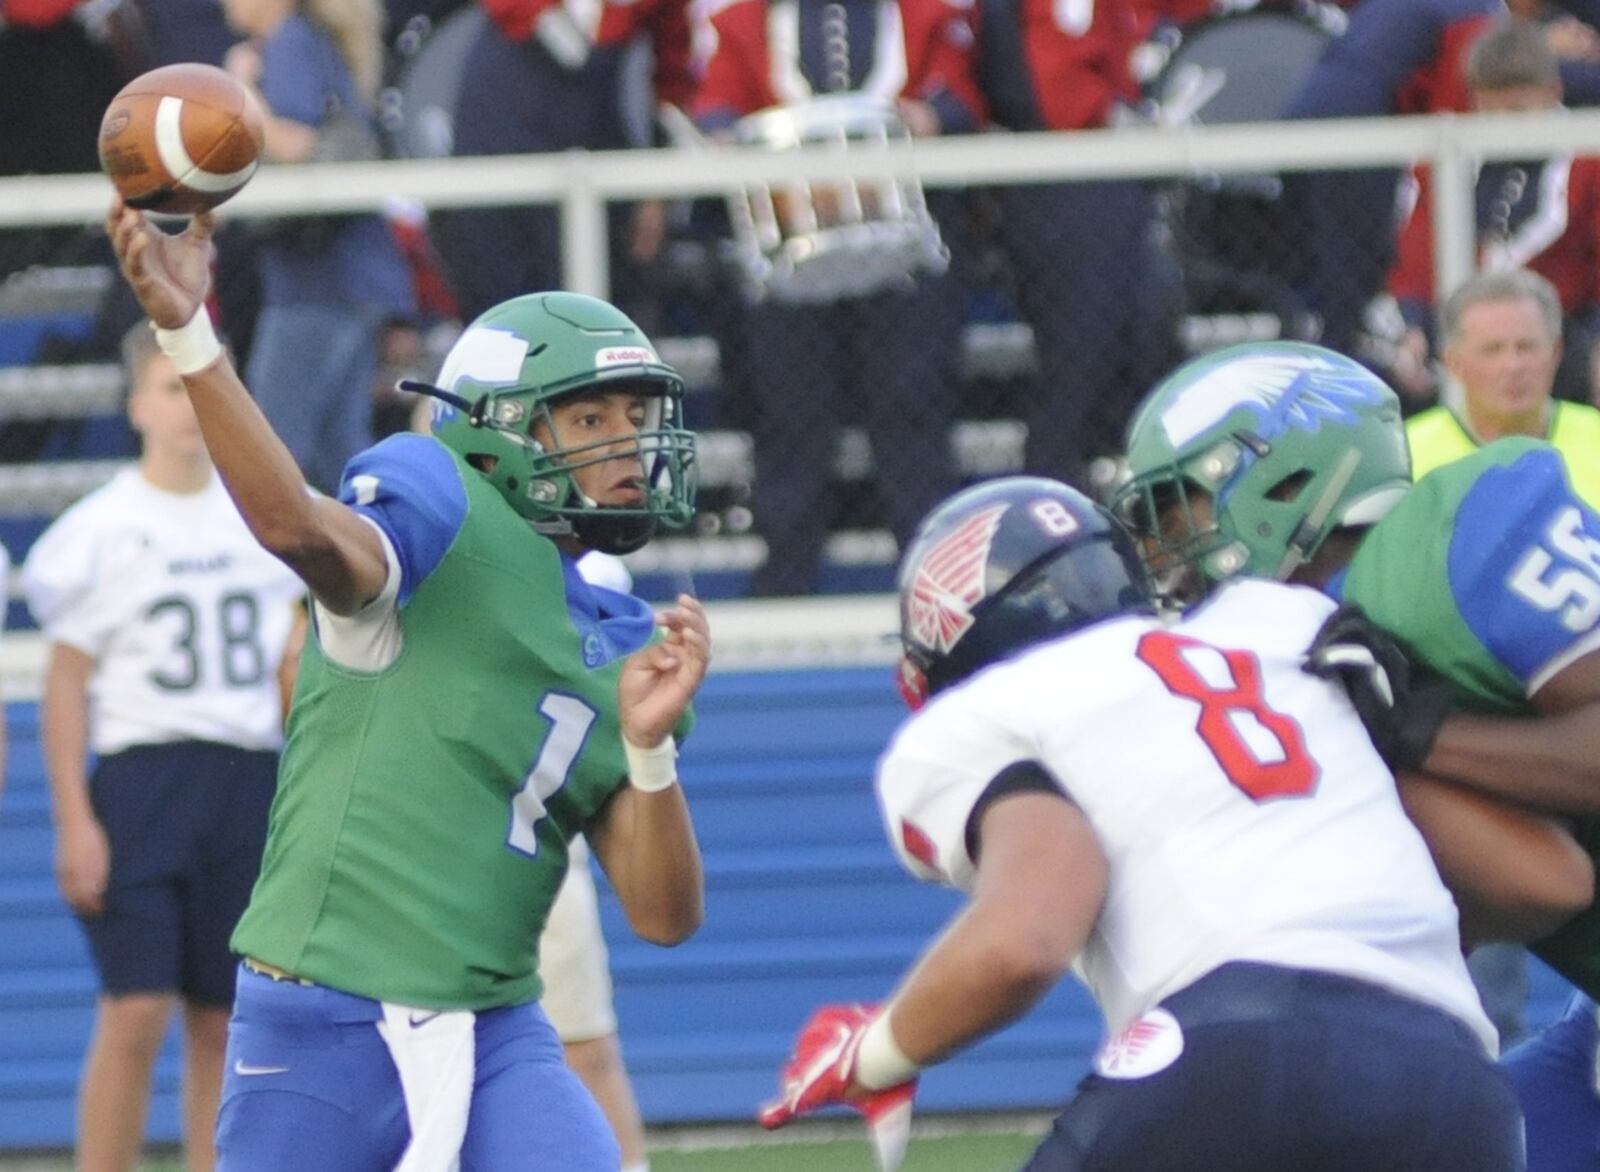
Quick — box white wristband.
[624,735,678,793]
[153,309,224,375]
[855,1011,919,1090]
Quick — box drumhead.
[735,94,908,150]
[1152,11,1332,125]
[391,6,487,159]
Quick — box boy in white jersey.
[759,476,1523,1171]
[21,324,304,1172]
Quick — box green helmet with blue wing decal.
[416,292,696,554]
[1113,341,1411,596]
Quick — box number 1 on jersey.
[508,692,596,857]
[1135,631,1319,801]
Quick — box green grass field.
[650,1130,1044,1170]
[4,1118,1049,1172]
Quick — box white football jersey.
[22,469,305,754]
[876,579,1494,1054]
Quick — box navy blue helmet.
[896,477,1155,707]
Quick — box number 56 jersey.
[875,578,1496,1055]
[1340,437,1600,996]
[21,468,304,754]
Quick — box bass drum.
[386,5,487,159]
[1149,7,1338,334]
[1151,6,1336,126]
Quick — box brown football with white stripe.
[99,63,265,215]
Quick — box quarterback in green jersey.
[1116,339,1600,1170]
[108,198,707,1171]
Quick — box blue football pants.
[216,964,618,1171]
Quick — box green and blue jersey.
[232,435,665,1010]
[1336,438,1600,992]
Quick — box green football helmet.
[1113,341,1411,596]
[418,292,696,554]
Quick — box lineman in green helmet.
[1117,338,1600,1168]
[108,197,706,1171]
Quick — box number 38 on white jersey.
[21,469,304,755]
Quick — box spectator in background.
[1411,268,1600,502]
[428,0,691,324]
[21,323,304,1172]
[0,0,127,179]
[691,0,983,596]
[1285,0,1501,359]
[1522,0,1600,104]
[0,0,128,276]
[974,0,1171,495]
[1390,19,1600,407]
[132,0,241,66]
[220,0,418,493]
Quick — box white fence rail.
[4,110,1600,301]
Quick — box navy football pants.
[1025,962,1525,1171]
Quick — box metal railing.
[3,109,1600,302]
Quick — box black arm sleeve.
[964,759,1071,864]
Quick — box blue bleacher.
[0,668,1585,1150]
[0,670,1096,1148]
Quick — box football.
[98,63,265,215]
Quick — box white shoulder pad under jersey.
[874,578,1493,1051]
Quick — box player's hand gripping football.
[1305,603,1452,773]
[619,594,710,749]
[105,197,216,331]
[758,1004,917,1172]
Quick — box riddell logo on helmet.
[596,347,656,368]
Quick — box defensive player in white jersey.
[21,324,304,1172]
[758,476,1523,1171]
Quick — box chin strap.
[1274,447,1363,580]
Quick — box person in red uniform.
[430,0,692,321]
[1388,18,1600,405]
[692,0,984,597]
[974,0,1172,493]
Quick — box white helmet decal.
[1159,351,1390,449]
[438,326,530,395]
[905,503,1007,654]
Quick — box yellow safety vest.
[1406,401,1600,511]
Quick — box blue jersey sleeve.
[1449,447,1600,695]
[338,435,468,606]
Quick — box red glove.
[758,1004,918,1171]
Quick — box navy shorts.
[1024,962,1525,1172]
[82,741,278,1006]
